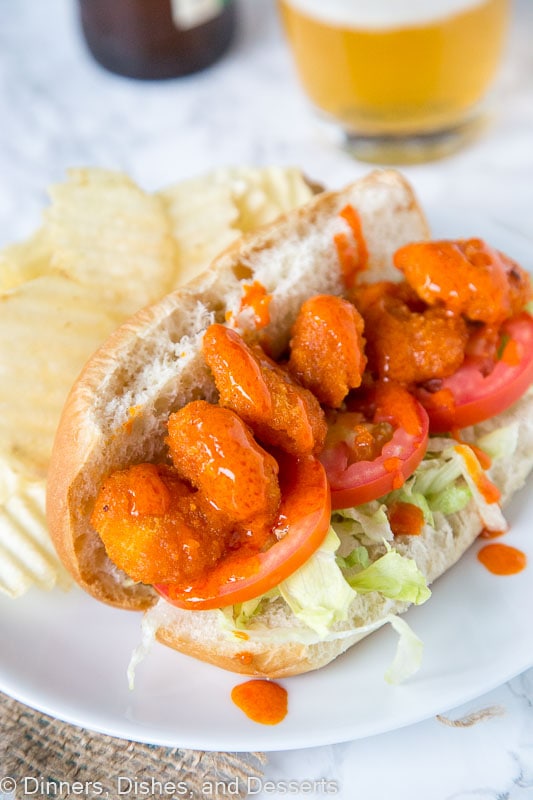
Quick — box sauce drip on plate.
[231,680,288,725]
[477,543,527,575]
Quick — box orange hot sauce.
[477,543,527,575]
[479,528,506,540]
[340,205,368,270]
[451,428,492,470]
[231,680,288,725]
[334,205,368,288]
[388,501,425,536]
[454,444,501,505]
[239,281,272,329]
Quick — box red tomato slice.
[320,382,429,510]
[155,453,331,610]
[416,313,533,432]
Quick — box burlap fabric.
[0,693,266,799]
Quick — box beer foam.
[281,0,488,30]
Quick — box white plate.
[1,210,532,752]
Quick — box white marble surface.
[1,0,532,797]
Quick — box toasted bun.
[46,169,533,677]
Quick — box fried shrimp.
[394,239,532,326]
[167,400,281,538]
[288,295,367,408]
[91,463,231,585]
[203,324,327,456]
[353,282,468,385]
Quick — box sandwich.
[46,169,533,681]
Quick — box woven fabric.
[0,693,266,799]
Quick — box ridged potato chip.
[0,477,70,597]
[160,166,315,285]
[0,227,53,291]
[45,168,178,315]
[159,174,241,286]
[0,274,125,481]
[222,166,315,232]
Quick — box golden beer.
[279,0,509,137]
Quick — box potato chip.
[0,478,70,597]
[159,174,241,286]
[0,274,125,481]
[160,166,314,286]
[220,166,315,232]
[0,227,53,291]
[45,168,177,315]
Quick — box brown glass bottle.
[77,0,236,80]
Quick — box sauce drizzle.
[454,444,501,505]
[340,205,368,272]
[334,204,368,288]
[451,428,492,470]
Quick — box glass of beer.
[279,0,510,163]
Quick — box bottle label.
[170,0,227,29]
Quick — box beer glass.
[279,0,510,162]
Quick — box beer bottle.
[77,0,236,79]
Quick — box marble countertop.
[1,0,532,797]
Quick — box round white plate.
[1,210,532,752]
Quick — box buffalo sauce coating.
[352,281,468,385]
[477,543,527,575]
[90,463,233,585]
[394,239,532,326]
[202,324,327,456]
[167,400,280,542]
[288,294,367,408]
[231,679,288,725]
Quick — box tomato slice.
[416,312,533,432]
[155,453,331,610]
[320,382,429,510]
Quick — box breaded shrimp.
[91,463,231,585]
[288,295,367,408]
[394,239,532,325]
[203,324,327,456]
[352,282,468,385]
[167,400,280,538]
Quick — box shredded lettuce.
[232,593,275,627]
[476,422,519,462]
[384,615,424,685]
[332,501,394,543]
[346,544,431,605]
[278,527,357,636]
[127,607,160,690]
[218,606,425,684]
[425,483,472,515]
[336,545,370,570]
